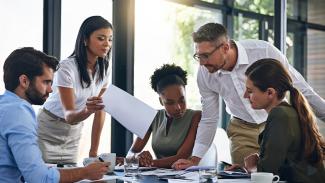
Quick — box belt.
[232,116,265,127]
[43,108,79,125]
[42,108,67,123]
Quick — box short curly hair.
[150,64,187,93]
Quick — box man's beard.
[25,83,48,105]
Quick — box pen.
[98,157,105,162]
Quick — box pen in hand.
[98,156,109,168]
[98,156,105,162]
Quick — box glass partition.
[0,0,43,94]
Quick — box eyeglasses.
[193,43,224,62]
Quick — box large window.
[307,31,325,98]
[61,0,112,163]
[1,0,325,157]
[61,0,112,59]
[0,0,43,94]
[307,29,325,136]
[134,0,222,153]
[234,0,274,15]
[135,0,221,110]
[233,1,296,64]
[306,0,325,136]
[307,0,325,25]
[234,14,259,40]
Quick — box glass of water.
[199,167,218,183]
[124,155,139,179]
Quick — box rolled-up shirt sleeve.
[192,67,220,158]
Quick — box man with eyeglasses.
[172,22,325,169]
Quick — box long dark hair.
[70,16,113,88]
[245,58,325,165]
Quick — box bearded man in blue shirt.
[0,47,108,182]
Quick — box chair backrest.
[198,127,232,166]
[198,143,218,166]
[213,127,231,163]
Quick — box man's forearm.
[59,168,85,182]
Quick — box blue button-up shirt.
[0,90,60,182]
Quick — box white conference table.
[77,170,286,183]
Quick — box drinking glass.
[124,155,139,179]
[199,167,218,183]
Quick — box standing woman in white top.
[37,16,113,164]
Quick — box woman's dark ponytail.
[289,86,325,165]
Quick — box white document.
[168,179,197,183]
[140,169,185,176]
[102,84,157,139]
[167,172,199,182]
[77,175,120,183]
[218,179,251,183]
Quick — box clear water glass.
[124,155,139,179]
[199,167,218,183]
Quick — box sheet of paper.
[168,179,197,183]
[102,84,157,139]
[117,176,135,182]
[185,165,216,171]
[218,179,251,183]
[115,165,157,172]
[167,172,199,182]
[140,169,185,176]
[76,175,120,182]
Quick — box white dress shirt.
[192,39,325,158]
